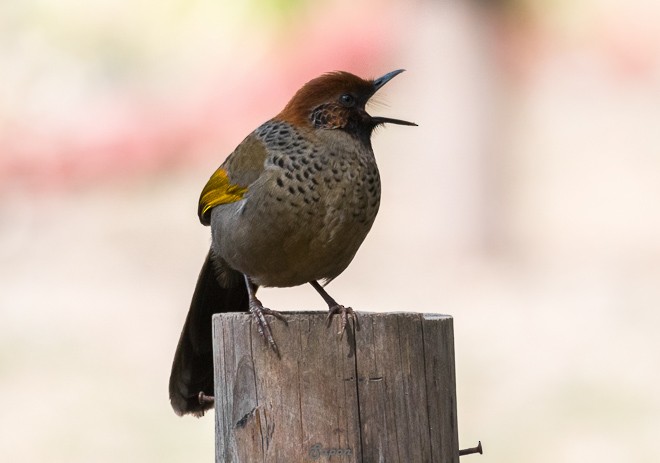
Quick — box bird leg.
[309,281,360,335]
[193,278,286,407]
[244,275,287,357]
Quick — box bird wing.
[198,132,269,225]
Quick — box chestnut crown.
[276,70,416,143]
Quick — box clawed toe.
[249,301,286,357]
[262,307,288,325]
[326,305,359,336]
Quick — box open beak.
[370,69,417,127]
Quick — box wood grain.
[213,311,458,463]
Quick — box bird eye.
[339,93,355,107]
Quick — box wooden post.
[213,311,459,462]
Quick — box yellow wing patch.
[198,167,248,225]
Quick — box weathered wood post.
[213,311,459,462]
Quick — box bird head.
[276,70,416,145]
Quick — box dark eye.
[339,93,355,107]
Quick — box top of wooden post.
[212,311,459,463]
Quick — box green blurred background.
[2,0,659,461]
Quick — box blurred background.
[1,0,659,461]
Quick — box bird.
[169,69,416,416]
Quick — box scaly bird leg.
[309,280,360,335]
[193,278,286,407]
[245,275,287,357]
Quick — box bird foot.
[326,305,360,336]
[249,299,287,357]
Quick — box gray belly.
[210,166,380,287]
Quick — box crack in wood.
[235,408,256,428]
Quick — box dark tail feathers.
[169,250,248,416]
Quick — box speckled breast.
[211,121,381,287]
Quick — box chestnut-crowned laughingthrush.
[169,70,415,416]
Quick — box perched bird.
[169,70,415,416]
